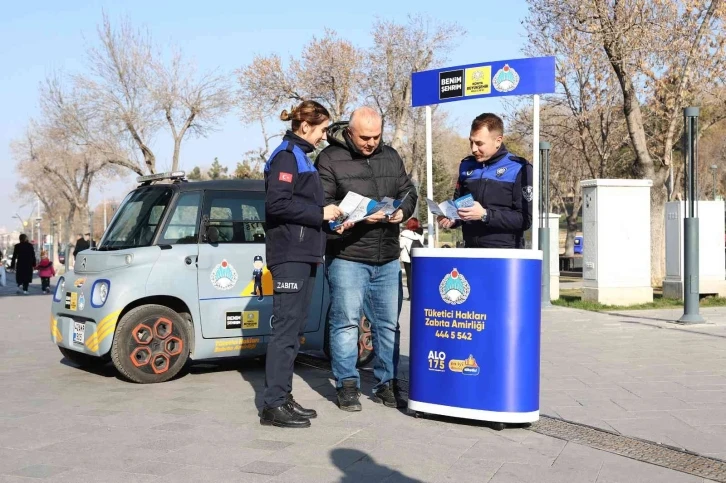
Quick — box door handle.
[185,256,193,266]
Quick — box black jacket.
[73,238,89,257]
[453,145,533,248]
[264,132,326,266]
[11,241,36,285]
[316,122,417,264]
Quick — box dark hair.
[405,218,421,232]
[471,113,504,136]
[19,234,27,243]
[280,100,330,132]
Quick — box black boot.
[374,380,406,408]
[287,394,317,419]
[260,402,311,428]
[337,379,362,412]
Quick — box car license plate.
[73,322,85,345]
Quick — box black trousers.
[17,282,29,291]
[263,262,317,409]
[41,278,50,291]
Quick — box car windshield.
[97,187,173,250]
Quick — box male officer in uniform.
[439,113,533,248]
[252,255,264,301]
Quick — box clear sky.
[0,0,530,233]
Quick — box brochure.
[426,194,476,220]
[329,192,409,229]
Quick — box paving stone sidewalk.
[1,294,724,482]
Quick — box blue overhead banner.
[411,56,556,107]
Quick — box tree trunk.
[172,137,182,173]
[650,183,668,287]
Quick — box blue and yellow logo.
[448,354,480,376]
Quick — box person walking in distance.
[316,106,417,411]
[10,234,36,295]
[438,113,533,248]
[261,100,347,428]
[36,250,56,294]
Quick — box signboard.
[411,56,556,107]
[408,250,542,420]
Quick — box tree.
[526,0,726,283]
[363,15,461,185]
[55,14,232,176]
[233,159,264,180]
[236,30,362,122]
[208,158,229,179]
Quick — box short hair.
[471,113,504,136]
[405,218,421,232]
[19,234,27,242]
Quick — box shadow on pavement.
[0,272,56,297]
[330,448,423,483]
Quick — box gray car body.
[50,179,329,362]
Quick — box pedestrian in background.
[261,100,346,428]
[11,234,36,295]
[399,217,424,301]
[36,250,55,294]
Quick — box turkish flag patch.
[279,172,293,183]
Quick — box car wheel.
[58,346,109,368]
[111,304,192,384]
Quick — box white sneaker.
[23,291,29,295]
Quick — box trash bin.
[408,248,542,425]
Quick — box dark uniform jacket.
[453,145,533,248]
[264,132,326,267]
[316,122,417,265]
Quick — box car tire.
[58,346,109,368]
[323,312,375,368]
[111,304,192,384]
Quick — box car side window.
[160,192,202,245]
[204,191,266,244]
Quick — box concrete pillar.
[581,179,653,306]
[548,213,561,300]
[663,200,726,299]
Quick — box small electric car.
[50,172,373,383]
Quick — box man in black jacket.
[439,113,533,248]
[317,106,417,411]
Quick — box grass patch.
[552,289,726,312]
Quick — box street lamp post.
[711,165,718,200]
[678,107,705,324]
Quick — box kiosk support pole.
[538,141,551,307]
[531,95,540,250]
[426,106,434,246]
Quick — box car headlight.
[53,277,65,302]
[91,280,111,308]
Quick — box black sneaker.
[337,379,362,412]
[287,394,317,419]
[374,381,405,408]
[260,402,311,428]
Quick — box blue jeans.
[326,258,403,392]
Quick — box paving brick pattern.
[2,288,725,482]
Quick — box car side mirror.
[206,225,219,244]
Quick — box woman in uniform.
[261,100,344,428]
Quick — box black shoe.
[337,380,362,412]
[374,381,406,408]
[260,402,311,428]
[287,394,317,419]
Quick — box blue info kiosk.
[407,57,555,426]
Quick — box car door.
[196,190,272,339]
[146,190,202,320]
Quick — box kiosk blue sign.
[411,56,556,107]
[408,249,542,423]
